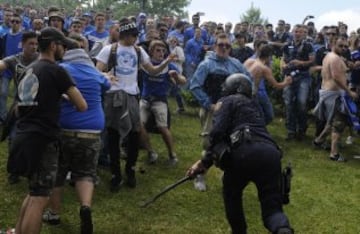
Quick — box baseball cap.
[37,27,73,47]
[82,12,92,18]
[139,12,146,18]
[119,20,139,36]
[48,11,65,23]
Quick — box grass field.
[0,99,360,234]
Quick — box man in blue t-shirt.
[184,13,208,45]
[86,12,109,53]
[139,40,186,165]
[0,13,24,123]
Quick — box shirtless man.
[244,44,292,124]
[313,36,358,162]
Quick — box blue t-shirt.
[59,62,110,130]
[141,62,178,99]
[86,29,109,51]
[351,49,360,85]
[2,31,23,78]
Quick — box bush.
[181,90,200,107]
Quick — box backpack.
[107,43,141,75]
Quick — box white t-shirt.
[96,43,150,94]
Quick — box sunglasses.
[338,44,348,49]
[326,32,336,36]
[11,20,21,24]
[217,43,231,49]
[155,48,166,53]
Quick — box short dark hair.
[64,38,81,50]
[12,13,22,19]
[214,33,229,44]
[156,22,168,30]
[95,12,105,19]
[235,32,246,39]
[253,39,268,49]
[258,44,273,59]
[21,31,37,43]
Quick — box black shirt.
[16,59,75,139]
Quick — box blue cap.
[82,12,92,17]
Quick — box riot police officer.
[186,73,293,234]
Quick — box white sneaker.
[346,136,353,145]
[148,151,158,164]
[167,154,178,166]
[66,172,71,181]
[194,174,207,191]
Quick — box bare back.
[244,58,266,92]
[321,52,347,91]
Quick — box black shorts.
[9,132,59,196]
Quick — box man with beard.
[10,27,87,234]
[313,36,358,162]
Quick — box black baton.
[140,176,192,208]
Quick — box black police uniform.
[201,92,292,234]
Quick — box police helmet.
[222,73,253,97]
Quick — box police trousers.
[222,142,290,234]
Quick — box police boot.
[275,227,294,234]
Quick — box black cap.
[119,21,138,36]
[38,27,73,47]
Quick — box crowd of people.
[0,2,360,234]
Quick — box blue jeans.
[0,76,11,122]
[283,74,311,133]
[257,90,274,125]
[184,63,196,90]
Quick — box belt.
[61,131,100,139]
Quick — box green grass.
[1,99,360,234]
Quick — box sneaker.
[312,140,330,150]
[329,154,347,162]
[193,174,207,191]
[80,206,93,234]
[147,151,158,164]
[42,209,60,225]
[109,176,123,192]
[346,136,353,145]
[167,154,178,166]
[276,227,294,234]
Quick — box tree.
[0,0,190,20]
[109,0,191,19]
[240,2,268,25]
